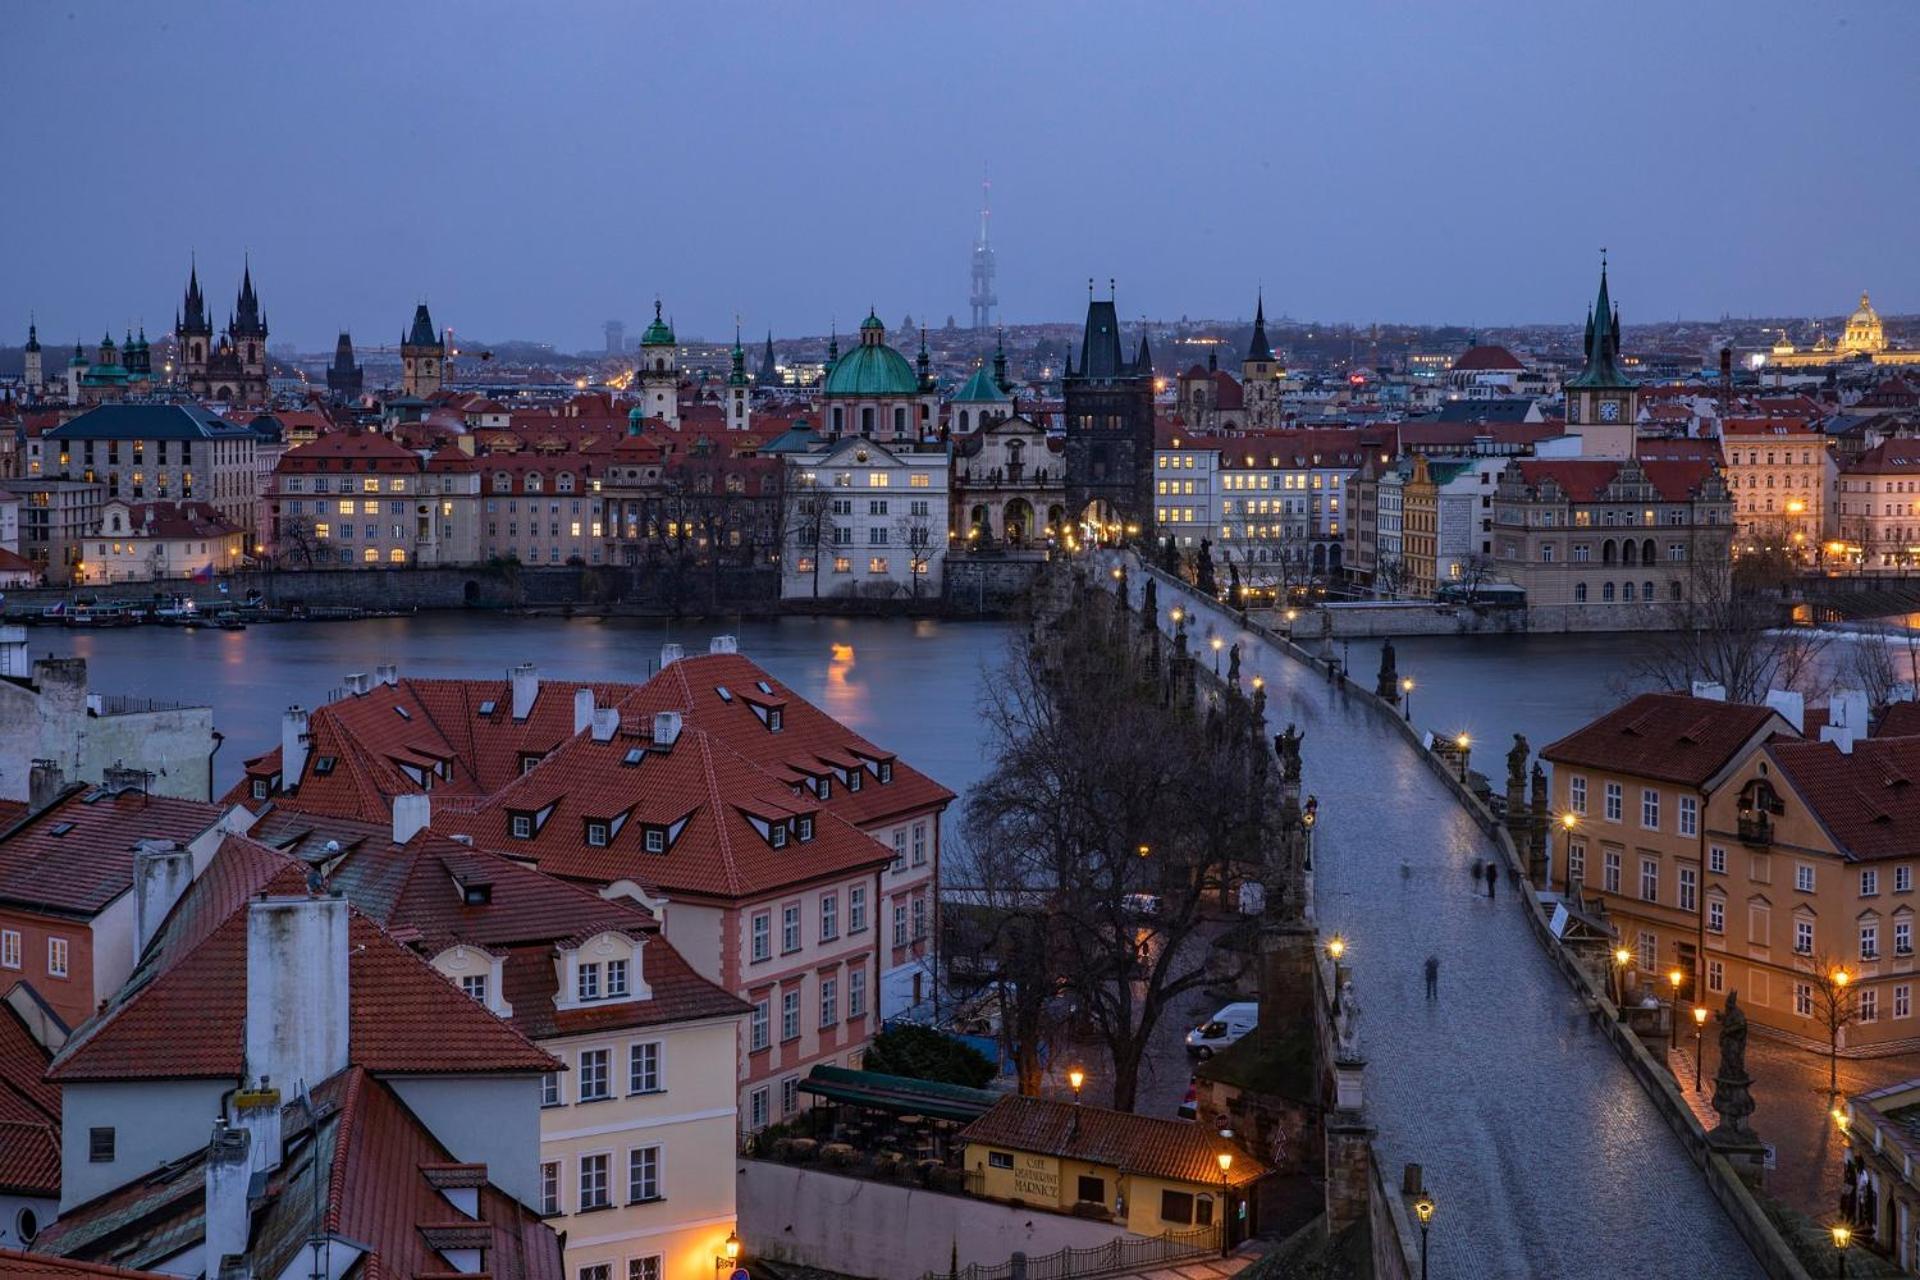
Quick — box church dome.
[952,363,1009,403]
[823,313,919,397]
[640,300,675,348]
[1852,292,1880,327]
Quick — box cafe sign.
[1012,1154,1058,1200]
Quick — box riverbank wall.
[1126,553,1812,1280]
[1265,599,1705,639]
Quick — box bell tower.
[177,260,212,390]
[726,323,750,432]
[401,303,445,398]
[1563,253,1637,457]
[636,300,679,429]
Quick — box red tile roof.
[101,500,243,540]
[0,1001,59,1198]
[0,1251,174,1280]
[1845,439,1920,476]
[1767,736,1920,862]
[959,1094,1270,1188]
[274,429,421,474]
[1720,418,1821,438]
[1876,702,1920,740]
[0,787,224,918]
[47,836,557,1082]
[1633,438,1724,466]
[1542,694,1787,788]
[1511,458,1722,503]
[1451,345,1525,373]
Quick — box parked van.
[1184,1001,1257,1059]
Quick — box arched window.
[1642,539,1656,564]
[1574,582,1588,602]
[1623,581,1636,602]
[1645,580,1655,602]
[1602,539,1617,565]
[831,406,843,433]
[1622,540,1638,566]
[389,548,407,563]
[363,547,379,563]
[862,407,875,435]
[894,406,907,434]
[1602,582,1615,602]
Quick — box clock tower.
[1564,255,1637,459]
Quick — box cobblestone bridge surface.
[1105,560,1765,1279]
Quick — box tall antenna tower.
[969,172,998,330]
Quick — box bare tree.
[1455,552,1497,602]
[1803,954,1860,1103]
[275,513,322,569]
[961,573,1271,1109]
[1629,552,1830,704]
[894,506,939,600]
[782,469,830,599]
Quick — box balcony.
[1736,813,1774,846]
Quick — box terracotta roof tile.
[1543,693,1785,788]
[1768,735,1920,862]
[958,1094,1270,1187]
[0,789,224,917]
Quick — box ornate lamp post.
[715,1229,741,1274]
[1401,677,1415,723]
[1612,946,1632,1011]
[1559,813,1578,895]
[1068,1066,1085,1105]
[1692,1005,1708,1092]
[1831,1223,1851,1279]
[1216,1150,1234,1256]
[1211,635,1224,673]
[1413,1193,1435,1280]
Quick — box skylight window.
[478,700,497,716]
[393,706,411,720]
[47,823,75,838]
[622,747,644,767]
[314,757,337,775]
[715,686,733,702]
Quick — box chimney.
[709,635,739,655]
[233,1081,283,1174]
[1822,688,1869,755]
[509,663,539,720]
[1764,689,1805,735]
[376,663,398,687]
[203,1121,253,1273]
[133,839,194,956]
[102,764,150,796]
[342,672,371,696]
[27,760,64,813]
[281,707,310,790]
[1689,681,1727,702]
[592,707,620,743]
[246,896,350,1094]
[659,643,684,669]
[392,792,431,844]
[653,711,682,749]
[573,687,595,736]
[0,625,27,679]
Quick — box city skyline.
[7,1,1918,349]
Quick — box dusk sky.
[8,0,1917,351]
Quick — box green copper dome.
[952,363,1009,403]
[823,316,919,397]
[640,300,675,347]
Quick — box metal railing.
[915,1226,1218,1280]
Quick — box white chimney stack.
[133,839,194,957]
[392,793,431,844]
[509,663,539,720]
[246,896,350,1094]
[659,643,684,669]
[573,687,596,736]
[1821,688,1870,755]
[592,707,620,742]
[203,1121,253,1271]
[376,663,399,687]
[1764,689,1806,735]
[343,672,371,697]
[653,711,682,749]
[281,707,310,791]
[709,635,739,655]
[234,1082,284,1175]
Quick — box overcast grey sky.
[7,0,1916,350]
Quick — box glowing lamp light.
[1668,969,1684,992]
[1560,813,1578,830]
[723,1232,741,1261]
[1326,935,1346,960]
[1832,1224,1852,1251]
[1414,1194,1435,1226]
[1613,947,1632,967]
[1216,1150,1234,1175]
[1833,968,1851,988]
[1693,1006,1708,1027]
[1455,733,1470,750]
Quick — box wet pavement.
[1109,558,1767,1280]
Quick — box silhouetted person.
[1424,955,1439,1000]
[1484,861,1498,900]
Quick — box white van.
[1184,1001,1257,1059]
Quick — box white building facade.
[780,437,950,599]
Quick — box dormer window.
[519,754,542,775]
[607,958,628,997]
[461,974,488,1002]
[251,779,270,801]
[847,770,862,793]
[586,821,609,847]
[878,761,893,784]
[768,708,783,732]
[770,823,788,850]
[463,883,492,906]
[798,816,814,842]
[577,962,601,1000]
[511,814,532,839]
[644,828,665,854]
[815,777,831,801]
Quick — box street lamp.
[1612,946,1632,1009]
[1216,1150,1234,1256]
[1211,635,1224,672]
[1251,675,1264,692]
[1413,1193,1435,1280]
[1692,1005,1708,1092]
[1559,812,1579,895]
[1831,1223,1851,1279]
[1170,606,1184,628]
[716,1229,741,1274]
[1326,934,1346,960]
[1830,967,1852,1102]
[1401,677,1415,723]
[1068,1066,1085,1104]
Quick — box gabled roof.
[0,787,224,918]
[1451,345,1524,373]
[34,1066,561,1280]
[1766,735,1920,862]
[958,1094,1270,1188]
[1510,458,1721,504]
[1542,693,1787,788]
[47,835,557,1082]
[0,998,59,1198]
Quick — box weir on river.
[1100,555,1765,1279]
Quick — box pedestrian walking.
[1424,955,1439,1000]
[1484,860,1498,900]
[1400,860,1412,883]
[1470,859,1484,885]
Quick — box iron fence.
[915,1226,1218,1280]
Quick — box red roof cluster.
[1511,458,1722,503]
[1543,693,1783,787]
[0,787,224,918]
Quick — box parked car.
[1184,1001,1257,1059]
[1121,892,1162,918]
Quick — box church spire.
[1246,291,1274,363]
[1565,251,1634,393]
[992,329,1009,393]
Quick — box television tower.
[969,173,998,330]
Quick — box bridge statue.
[1275,724,1304,789]
[1708,991,1768,1187]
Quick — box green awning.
[797,1066,1000,1123]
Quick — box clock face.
[1599,400,1620,422]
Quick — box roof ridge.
[694,732,745,898]
[323,1064,365,1235]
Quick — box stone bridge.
[1795,574,1920,624]
[1097,552,1774,1280]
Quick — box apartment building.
[480,451,608,565]
[83,500,247,583]
[1838,438,1920,570]
[0,479,105,585]
[779,436,950,599]
[41,403,261,535]
[1543,692,1789,1004]
[1721,418,1837,553]
[266,429,482,566]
